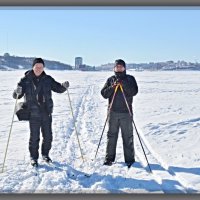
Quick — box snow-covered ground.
[0,70,200,193]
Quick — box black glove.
[15,86,22,95]
[112,79,122,89]
[116,78,122,84]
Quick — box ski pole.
[66,88,85,163]
[94,84,120,160]
[119,84,152,173]
[1,95,18,173]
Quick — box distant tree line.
[0,53,73,70]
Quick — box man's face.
[33,63,44,77]
[114,64,125,73]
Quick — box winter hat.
[114,59,126,68]
[114,59,126,79]
[32,58,45,67]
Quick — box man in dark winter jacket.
[101,59,138,168]
[13,58,69,167]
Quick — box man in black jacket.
[13,58,69,167]
[101,59,138,168]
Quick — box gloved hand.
[15,86,22,95]
[62,81,69,89]
[112,79,122,88]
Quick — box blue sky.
[0,8,200,66]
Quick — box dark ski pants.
[105,111,135,163]
[29,112,52,160]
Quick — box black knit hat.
[114,59,126,68]
[32,58,45,67]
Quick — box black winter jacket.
[101,73,138,113]
[13,70,66,115]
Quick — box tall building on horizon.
[75,57,83,69]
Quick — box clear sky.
[0,7,200,66]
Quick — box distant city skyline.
[0,8,200,66]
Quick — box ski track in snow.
[134,135,197,193]
[0,70,200,193]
